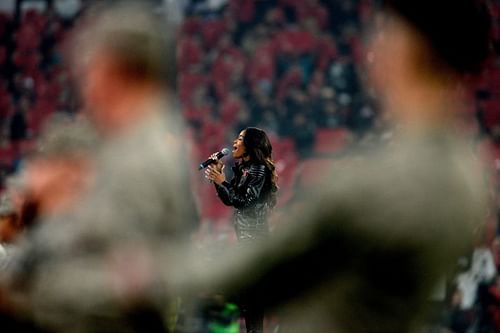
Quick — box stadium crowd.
[0,0,499,332]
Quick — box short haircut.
[384,0,493,75]
[70,1,176,89]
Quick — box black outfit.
[214,160,274,333]
[215,161,273,242]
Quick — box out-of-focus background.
[0,0,500,331]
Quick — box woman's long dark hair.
[243,127,278,207]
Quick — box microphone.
[198,148,230,170]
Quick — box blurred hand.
[205,164,225,185]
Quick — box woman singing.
[205,127,278,333]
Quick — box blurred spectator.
[177,35,204,72]
[2,3,198,332]
[456,269,480,312]
[472,247,498,284]
[442,289,474,333]
[290,113,316,157]
[8,108,27,144]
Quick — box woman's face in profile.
[232,130,247,159]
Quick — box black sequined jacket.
[215,161,273,242]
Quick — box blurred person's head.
[295,113,309,126]
[69,1,175,135]
[235,104,251,125]
[193,86,209,106]
[265,7,285,28]
[367,0,492,127]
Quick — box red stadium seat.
[316,35,337,71]
[0,91,12,119]
[276,66,303,101]
[212,51,246,100]
[275,29,317,56]
[0,144,16,167]
[27,100,56,136]
[15,25,41,50]
[220,96,243,124]
[295,1,330,30]
[178,71,209,102]
[489,69,500,94]
[246,50,275,90]
[181,17,201,35]
[482,100,500,128]
[201,19,227,48]
[177,36,204,72]
[275,157,298,207]
[229,0,255,23]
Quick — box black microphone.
[198,148,230,170]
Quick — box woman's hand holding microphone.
[205,153,226,185]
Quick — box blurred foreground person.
[168,0,493,332]
[205,127,278,333]
[0,116,97,276]
[0,116,98,331]
[2,2,197,332]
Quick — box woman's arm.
[214,164,267,209]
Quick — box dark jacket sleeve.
[215,164,267,209]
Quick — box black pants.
[241,301,264,333]
[235,231,267,333]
